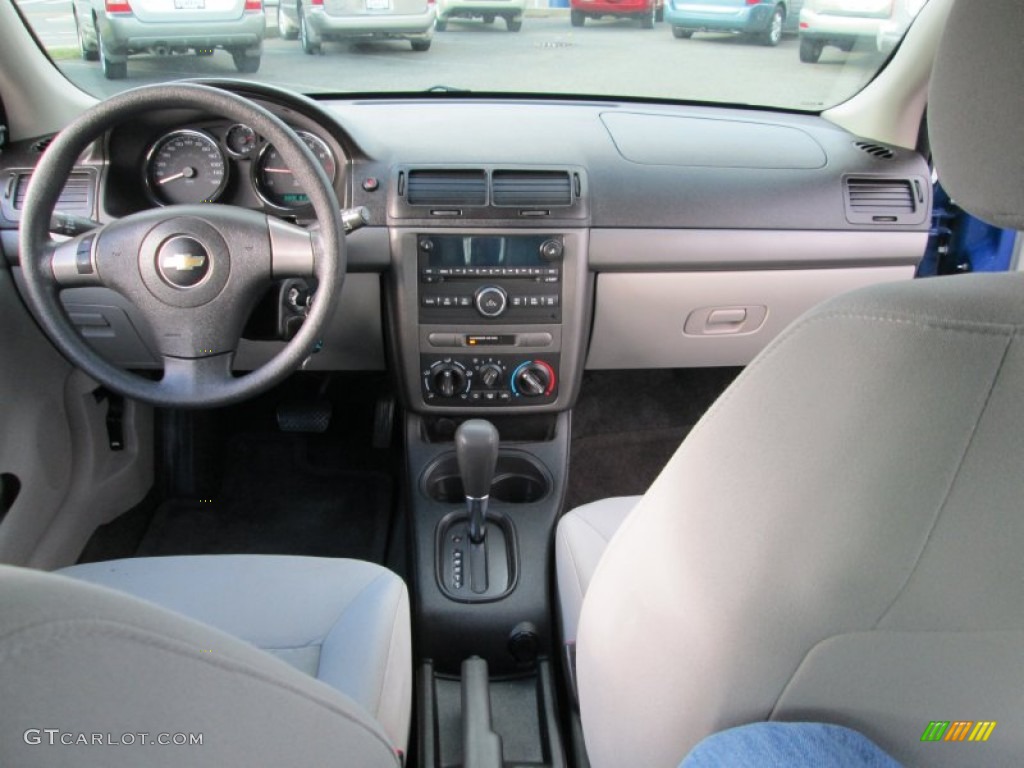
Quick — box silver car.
[72,0,265,79]
[797,0,900,62]
[277,0,435,53]
[435,0,525,32]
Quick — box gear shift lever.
[455,419,499,544]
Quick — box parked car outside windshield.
[20,0,927,110]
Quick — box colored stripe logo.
[921,721,997,743]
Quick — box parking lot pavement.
[29,4,885,110]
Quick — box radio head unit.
[418,234,563,324]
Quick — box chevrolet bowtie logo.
[163,254,207,271]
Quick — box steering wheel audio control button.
[157,236,211,289]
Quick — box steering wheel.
[18,83,345,408]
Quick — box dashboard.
[0,81,932,415]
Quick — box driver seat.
[0,555,410,767]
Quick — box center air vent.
[407,169,487,206]
[844,177,924,225]
[391,165,588,221]
[492,170,572,207]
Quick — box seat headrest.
[928,0,1024,228]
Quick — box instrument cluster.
[140,120,341,213]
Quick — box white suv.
[435,0,525,32]
[798,0,896,63]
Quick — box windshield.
[18,0,927,109]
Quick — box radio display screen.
[423,235,552,268]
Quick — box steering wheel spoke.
[268,217,317,278]
[160,353,236,400]
[48,232,103,288]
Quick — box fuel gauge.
[225,123,258,158]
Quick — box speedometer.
[254,131,337,210]
[144,129,228,206]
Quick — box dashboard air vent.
[32,136,55,153]
[407,169,487,206]
[844,177,923,225]
[492,170,572,207]
[14,172,93,215]
[854,141,895,160]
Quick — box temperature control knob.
[428,361,469,398]
[474,285,507,318]
[511,361,556,398]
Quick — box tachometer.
[145,129,228,206]
[254,130,337,210]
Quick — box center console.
[385,168,589,768]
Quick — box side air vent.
[407,169,487,206]
[854,141,895,160]
[13,171,94,215]
[844,177,925,225]
[492,170,572,207]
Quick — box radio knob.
[512,361,555,398]
[474,285,507,318]
[478,364,503,389]
[429,362,468,398]
[539,238,564,261]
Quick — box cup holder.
[423,453,550,504]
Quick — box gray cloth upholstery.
[575,272,1024,768]
[929,0,1024,228]
[572,4,1024,765]
[59,555,412,753]
[0,562,404,767]
[555,496,638,645]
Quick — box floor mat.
[566,368,741,511]
[568,426,689,509]
[135,433,393,562]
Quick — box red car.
[570,0,664,28]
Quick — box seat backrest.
[576,2,1024,766]
[0,565,401,767]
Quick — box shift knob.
[455,419,499,500]
[455,419,499,544]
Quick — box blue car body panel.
[918,185,1017,276]
[665,0,802,35]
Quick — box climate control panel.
[421,354,558,407]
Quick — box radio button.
[475,286,508,318]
